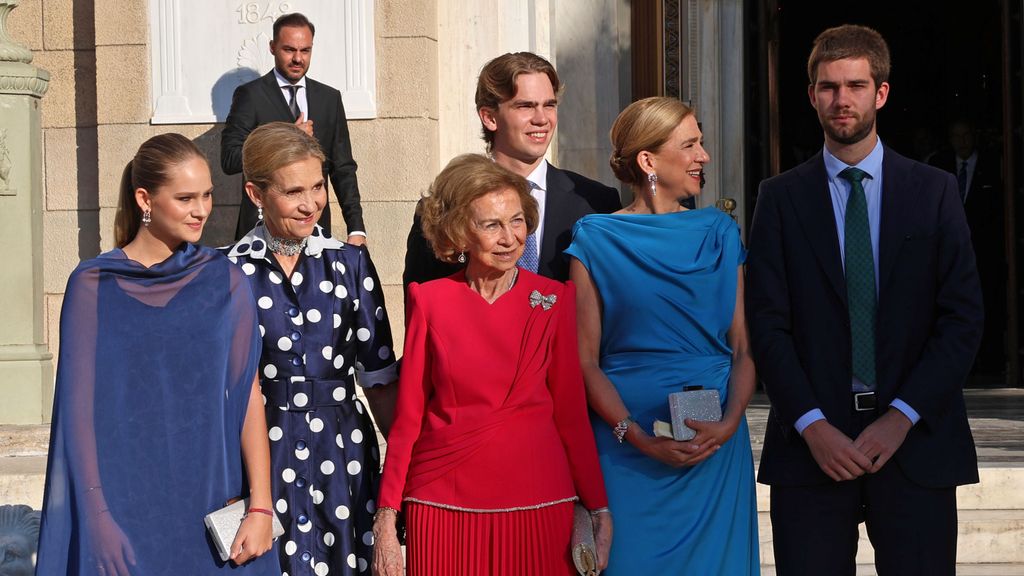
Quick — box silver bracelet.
[613,416,634,443]
[589,507,611,516]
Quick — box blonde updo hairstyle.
[609,97,694,187]
[242,122,326,194]
[419,154,539,263]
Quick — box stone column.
[0,0,52,424]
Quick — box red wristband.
[247,507,273,517]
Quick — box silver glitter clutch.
[668,388,722,441]
[571,503,599,575]
[204,498,285,562]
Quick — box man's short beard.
[823,114,876,146]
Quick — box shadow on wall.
[193,125,244,250]
[0,505,39,576]
[210,68,260,123]
[187,67,263,249]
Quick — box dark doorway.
[745,0,1024,386]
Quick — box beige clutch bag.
[571,503,600,576]
[204,498,285,562]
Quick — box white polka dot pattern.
[228,239,395,575]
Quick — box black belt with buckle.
[853,391,877,412]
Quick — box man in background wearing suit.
[746,25,982,575]
[929,119,1006,376]
[402,52,621,289]
[221,12,366,244]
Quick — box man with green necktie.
[746,24,983,576]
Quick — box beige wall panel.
[31,50,76,128]
[360,200,416,287]
[381,284,405,355]
[7,0,42,50]
[348,117,438,203]
[43,209,95,293]
[98,203,116,251]
[44,127,99,210]
[45,293,62,358]
[95,44,149,125]
[42,0,76,50]
[376,37,438,120]
[379,0,436,39]
[95,123,224,208]
[94,0,147,46]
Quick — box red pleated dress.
[378,270,608,575]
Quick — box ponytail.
[114,160,139,248]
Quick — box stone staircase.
[750,389,1024,575]
[4,390,1024,574]
[756,467,1024,575]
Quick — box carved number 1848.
[236,2,292,25]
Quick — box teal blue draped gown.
[565,208,759,575]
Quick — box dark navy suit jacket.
[221,71,363,238]
[746,146,982,489]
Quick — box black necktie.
[840,167,877,388]
[287,85,301,121]
[957,160,968,203]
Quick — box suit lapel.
[540,166,573,264]
[259,72,294,120]
[790,154,847,304]
[878,148,915,294]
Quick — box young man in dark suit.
[221,12,365,244]
[402,52,621,289]
[746,25,983,575]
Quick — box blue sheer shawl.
[36,243,278,575]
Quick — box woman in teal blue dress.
[566,97,759,574]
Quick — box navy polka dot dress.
[225,225,398,576]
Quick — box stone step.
[758,508,1024,566]
[755,466,1024,566]
[0,455,46,509]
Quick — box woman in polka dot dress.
[224,123,399,576]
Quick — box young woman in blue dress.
[37,133,277,575]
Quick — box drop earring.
[647,172,658,197]
[257,205,264,221]
[457,251,467,264]
[142,209,152,226]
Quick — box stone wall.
[6,0,632,423]
[7,0,440,407]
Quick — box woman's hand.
[87,512,136,576]
[685,416,739,457]
[372,509,404,576]
[591,511,613,572]
[230,512,273,565]
[633,429,719,468]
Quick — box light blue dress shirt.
[794,138,920,435]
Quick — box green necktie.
[840,167,876,387]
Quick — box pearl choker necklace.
[267,234,308,256]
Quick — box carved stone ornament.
[0,504,40,576]
[0,129,11,195]
[0,1,34,64]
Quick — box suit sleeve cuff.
[889,398,921,425]
[347,230,367,238]
[795,409,826,435]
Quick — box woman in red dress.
[372,154,611,575]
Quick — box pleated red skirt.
[405,500,576,575]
